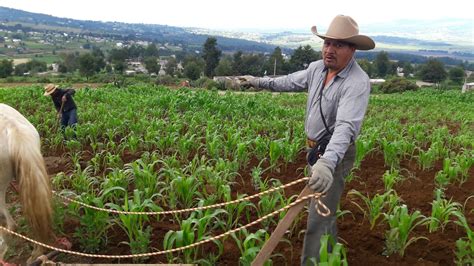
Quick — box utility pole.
[273,58,276,76]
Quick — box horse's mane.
[0,103,54,245]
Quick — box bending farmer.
[44,83,78,138]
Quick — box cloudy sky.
[1,0,472,31]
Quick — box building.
[370,79,385,85]
[462,82,474,93]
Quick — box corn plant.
[383,204,430,257]
[89,150,107,175]
[434,157,462,188]
[417,148,437,170]
[452,210,474,265]
[348,189,400,229]
[255,179,286,217]
[125,134,141,152]
[280,134,302,164]
[69,165,99,194]
[104,151,123,169]
[306,234,348,266]
[234,141,251,168]
[354,138,374,169]
[254,135,269,161]
[269,139,283,169]
[206,130,223,159]
[230,229,273,266]
[168,174,203,209]
[382,168,403,191]
[71,194,112,252]
[222,187,256,230]
[454,150,473,185]
[106,189,162,260]
[427,189,462,233]
[381,138,401,168]
[99,169,132,202]
[163,208,226,264]
[124,158,163,199]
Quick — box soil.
[8,150,474,265]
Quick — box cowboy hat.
[311,15,375,50]
[44,83,58,96]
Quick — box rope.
[0,192,328,259]
[53,177,310,215]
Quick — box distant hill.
[0,6,280,53]
[0,6,471,64]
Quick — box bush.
[379,77,418,94]
[192,77,222,90]
[155,75,175,86]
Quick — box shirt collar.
[337,57,355,79]
[322,57,355,79]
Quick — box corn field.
[0,84,472,265]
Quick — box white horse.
[0,103,54,263]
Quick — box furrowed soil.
[9,150,474,265]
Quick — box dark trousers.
[301,144,356,265]
[60,108,78,138]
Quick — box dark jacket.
[51,88,77,113]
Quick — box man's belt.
[306,138,318,148]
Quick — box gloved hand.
[239,75,260,89]
[308,158,335,193]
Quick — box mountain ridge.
[0,6,472,61]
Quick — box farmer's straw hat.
[311,15,375,50]
[44,84,58,96]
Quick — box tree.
[357,59,374,77]
[108,48,128,64]
[126,44,145,59]
[0,59,13,78]
[398,61,414,77]
[78,53,97,79]
[114,61,127,73]
[14,63,28,76]
[241,53,266,76]
[26,59,47,73]
[289,45,321,72]
[144,43,160,57]
[183,61,202,80]
[448,66,465,84]
[91,48,106,71]
[379,77,418,93]
[202,37,221,77]
[144,56,161,74]
[263,47,286,75]
[374,51,393,78]
[418,59,447,83]
[165,57,178,76]
[109,48,128,74]
[215,57,233,76]
[59,52,80,73]
[232,51,244,75]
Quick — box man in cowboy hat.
[243,15,375,263]
[44,83,78,137]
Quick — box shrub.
[379,77,418,94]
[191,77,217,89]
[155,75,175,86]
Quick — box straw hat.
[44,84,58,96]
[311,15,375,50]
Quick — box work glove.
[239,75,260,89]
[308,158,335,194]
